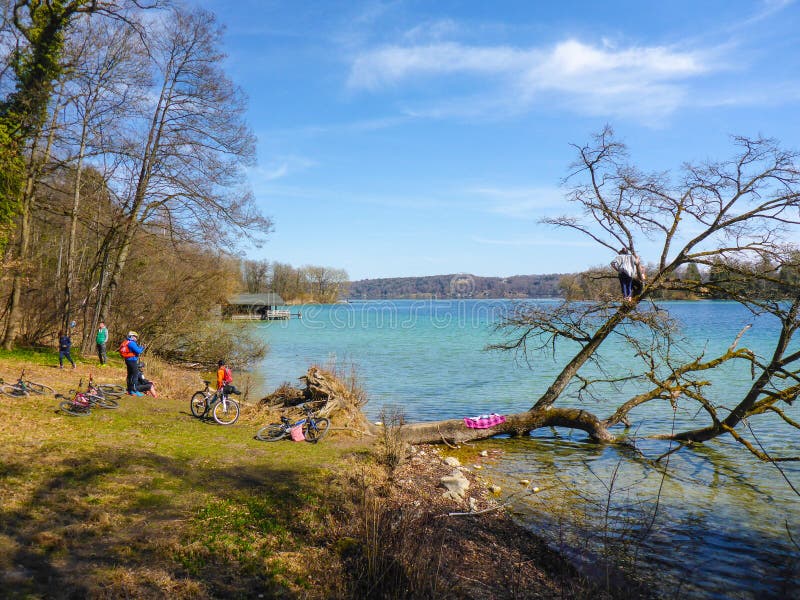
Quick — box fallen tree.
[276,131,800,463]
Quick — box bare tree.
[399,129,800,462]
[302,265,349,303]
[0,0,158,348]
[241,258,271,293]
[53,15,149,335]
[94,5,271,323]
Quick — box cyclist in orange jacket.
[216,359,240,397]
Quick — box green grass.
[0,345,130,370]
[0,358,357,599]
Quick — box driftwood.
[260,366,371,434]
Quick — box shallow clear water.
[252,299,799,598]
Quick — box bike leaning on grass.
[0,370,56,397]
[190,380,240,425]
[256,403,330,443]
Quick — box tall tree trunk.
[2,93,63,349]
[95,64,174,322]
[1,174,35,349]
[531,303,634,410]
[63,135,88,332]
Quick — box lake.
[251,299,799,599]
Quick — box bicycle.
[56,391,92,416]
[256,403,330,443]
[56,378,119,413]
[190,380,240,425]
[92,382,125,399]
[83,377,119,409]
[0,370,56,397]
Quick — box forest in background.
[349,273,563,299]
[240,259,348,304]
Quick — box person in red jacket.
[120,331,144,395]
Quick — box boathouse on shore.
[223,293,291,320]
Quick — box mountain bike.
[92,382,125,399]
[190,380,240,425]
[81,378,119,408]
[83,376,121,406]
[0,370,57,397]
[56,379,118,413]
[56,391,92,416]
[256,404,330,443]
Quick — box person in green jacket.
[96,321,109,366]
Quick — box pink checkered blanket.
[463,413,506,429]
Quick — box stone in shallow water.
[443,456,461,467]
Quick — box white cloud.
[348,42,528,90]
[248,156,316,183]
[347,38,714,122]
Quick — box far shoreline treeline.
[348,273,564,299]
[345,259,800,301]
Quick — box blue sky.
[196,0,800,280]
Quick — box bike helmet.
[128,331,139,338]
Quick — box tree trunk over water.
[389,408,615,445]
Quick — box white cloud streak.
[348,38,714,122]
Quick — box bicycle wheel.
[97,383,125,396]
[1,384,27,397]
[87,394,118,409]
[304,418,330,443]
[59,400,91,416]
[95,387,123,400]
[190,392,209,418]
[24,381,56,395]
[256,423,288,441]
[213,398,239,425]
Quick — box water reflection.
[479,436,799,598]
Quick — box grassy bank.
[0,351,620,599]
[0,350,357,598]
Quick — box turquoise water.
[252,300,799,598]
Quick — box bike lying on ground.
[190,380,240,425]
[56,379,119,415]
[56,391,92,416]
[256,403,330,443]
[91,381,125,399]
[0,370,56,397]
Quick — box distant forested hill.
[348,273,565,299]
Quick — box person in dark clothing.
[58,331,76,369]
[119,331,145,395]
[132,362,158,398]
